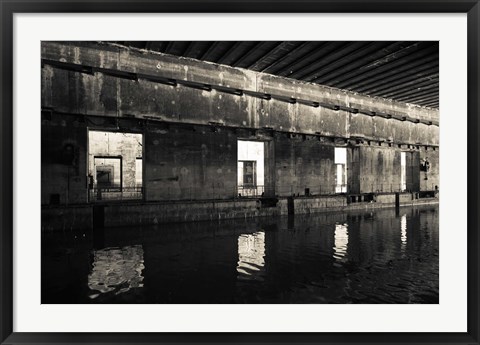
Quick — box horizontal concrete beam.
[42,58,439,128]
[41,109,440,149]
[42,42,439,121]
[41,42,440,146]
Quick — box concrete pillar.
[263,139,276,197]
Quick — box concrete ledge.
[41,194,439,231]
[294,196,347,214]
[42,204,92,233]
[104,199,285,227]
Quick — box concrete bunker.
[40,41,439,229]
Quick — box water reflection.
[237,232,265,280]
[88,245,145,299]
[42,205,439,304]
[333,224,348,261]
[401,214,407,249]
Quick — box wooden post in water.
[395,192,400,216]
[287,196,294,215]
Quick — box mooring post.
[395,192,400,216]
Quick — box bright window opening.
[88,131,143,201]
[335,147,347,193]
[237,140,264,197]
[135,157,143,188]
[401,152,407,192]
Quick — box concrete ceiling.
[115,41,439,109]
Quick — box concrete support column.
[264,140,276,197]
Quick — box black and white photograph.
[41,41,439,304]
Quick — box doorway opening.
[88,130,143,201]
[401,152,407,192]
[94,156,121,189]
[335,147,347,193]
[237,140,264,197]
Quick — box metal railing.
[275,183,439,197]
[275,184,344,196]
[89,186,143,202]
[86,183,438,203]
[362,183,438,194]
[237,185,265,198]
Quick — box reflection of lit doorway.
[236,232,265,281]
[237,140,264,197]
[334,223,348,261]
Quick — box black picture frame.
[1,1,478,344]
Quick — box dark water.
[42,205,439,304]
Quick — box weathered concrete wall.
[41,42,439,146]
[103,199,283,227]
[42,119,87,205]
[42,205,92,232]
[275,134,336,196]
[348,112,438,145]
[294,196,347,213]
[419,148,439,191]
[358,146,402,193]
[348,147,361,194]
[354,145,432,194]
[41,65,119,117]
[144,124,237,201]
[376,193,415,204]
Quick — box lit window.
[335,147,347,193]
[88,130,143,201]
[400,152,406,192]
[237,140,264,197]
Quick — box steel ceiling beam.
[356,67,438,94]
[397,90,439,103]
[248,41,300,71]
[231,42,272,68]
[290,41,366,80]
[217,42,245,65]
[376,80,439,98]
[274,42,345,77]
[183,42,198,58]
[200,42,223,61]
[260,41,313,73]
[299,41,392,81]
[335,53,438,91]
[314,41,410,84]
